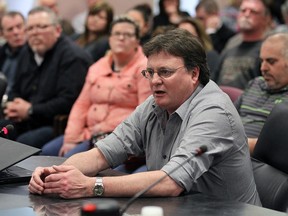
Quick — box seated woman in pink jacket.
[41,16,151,157]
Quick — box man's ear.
[192,66,200,79]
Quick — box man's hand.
[205,15,222,34]
[28,166,57,195]
[43,165,95,199]
[4,98,31,121]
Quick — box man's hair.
[265,32,288,59]
[28,6,59,25]
[196,0,219,14]
[143,28,210,85]
[0,11,25,31]
[241,0,271,16]
[109,15,140,39]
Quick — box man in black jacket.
[0,11,26,97]
[2,6,92,148]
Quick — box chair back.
[253,102,288,174]
[252,158,288,212]
[219,85,243,102]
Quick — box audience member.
[235,32,288,154]
[0,0,6,45]
[268,0,286,25]
[153,0,190,30]
[29,29,261,206]
[195,0,236,54]
[178,17,220,78]
[223,0,275,51]
[0,11,26,97]
[273,0,288,33]
[215,0,271,89]
[220,0,242,32]
[1,6,92,148]
[71,0,102,34]
[38,0,75,36]
[41,16,151,158]
[126,3,153,45]
[72,1,113,62]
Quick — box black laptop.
[0,137,41,184]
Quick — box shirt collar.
[152,83,204,120]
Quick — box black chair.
[252,158,288,212]
[252,102,288,174]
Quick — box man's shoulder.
[52,35,93,64]
[55,35,91,57]
[246,77,266,91]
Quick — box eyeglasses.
[26,23,54,33]
[141,66,185,79]
[110,31,136,39]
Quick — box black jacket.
[10,35,92,129]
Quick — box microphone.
[0,124,14,136]
[119,145,208,215]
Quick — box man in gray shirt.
[28,28,261,206]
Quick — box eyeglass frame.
[26,23,55,33]
[110,31,136,39]
[141,65,186,79]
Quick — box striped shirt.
[235,77,288,137]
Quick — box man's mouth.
[154,90,166,95]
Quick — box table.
[0,156,286,216]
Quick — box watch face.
[94,184,104,196]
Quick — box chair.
[252,102,288,174]
[219,85,243,102]
[53,115,68,137]
[252,157,288,212]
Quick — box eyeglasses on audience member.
[110,31,136,39]
[26,23,55,33]
[141,66,185,79]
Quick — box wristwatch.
[93,177,104,196]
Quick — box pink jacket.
[64,47,151,143]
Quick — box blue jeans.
[41,135,91,158]
[16,126,54,148]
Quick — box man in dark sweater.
[2,6,92,148]
[0,11,26,97]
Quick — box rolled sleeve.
[95,133,128,168]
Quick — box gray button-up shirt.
[96,80,261,206]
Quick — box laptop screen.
[0,137,40,172]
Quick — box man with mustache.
[215,0,272,89]
[235,32,288,154]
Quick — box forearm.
[63,148,109,176]
[101,170,183,197]
[248,138,258,154]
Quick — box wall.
[6,0,229,20]
[58,0,154,21]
